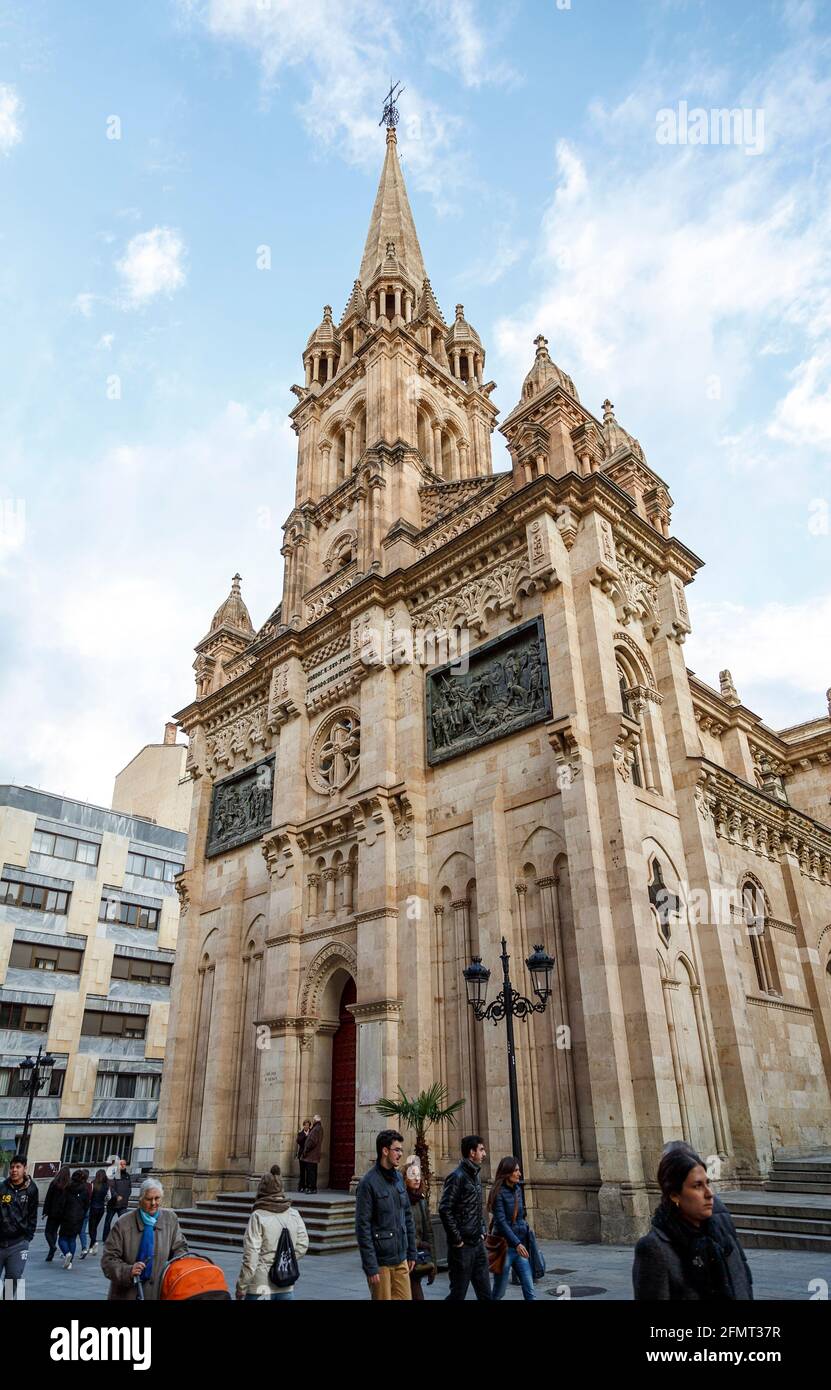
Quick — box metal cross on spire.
[379,79,405,129]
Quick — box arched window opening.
[648,857,679,946]
[742,879,781,996]
[617,660,644,788]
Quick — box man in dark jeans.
[0,1154,39,1300]
[355,1129,417,1301]
[439,1134,492,1300]
[103,1159,131,1241]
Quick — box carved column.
[631,694,657,793]
[515,881,543,1161]
[662,975,690,1142]
[344,421,355,478]
[312,353,320,383]
[338,861,354,916]
[394,287,402,319]
[690,981,727,1154]
[432,422,442,476]
[538,874,581,1159]
[323,867,337,917]
[307,872,320,919]
[449,434,460,481]
[452,349,460,378]
[452,897,478,1134]
[458,440,470,480]
[433,905,451,1162]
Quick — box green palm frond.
[376,1083,465,1133]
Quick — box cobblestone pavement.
[11,1225,829,1301]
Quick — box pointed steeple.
[358,127,427,291]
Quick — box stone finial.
[385,240,396,257]
[533,333,549,356]
[323,305,333,322]
[602,399,615,421]
[455,303,465,319]
[719,669,740,706]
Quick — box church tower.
[156,104,831,1243]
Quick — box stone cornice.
[347,998,403,1022]
[694,758,831,881]
[745,995,815,1016]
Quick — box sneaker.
[89,1242,98,1255]
[79,1249,88,1260]
[62,1254,73,1269]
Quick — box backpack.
[160,1254,231,1301]
[268,1224,300,1289]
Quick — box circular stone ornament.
[307,707,361,796]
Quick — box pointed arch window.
[616,661,644,787]
[742,879,781,996]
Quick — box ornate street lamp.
[17,1045,57,1162]
[463,936,555,1175]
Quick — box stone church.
[155,120,831,1241]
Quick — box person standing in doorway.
[0,1154,38,1299]
[103,1158,131,1241]
[42,1165,70,1262]
[439,1135,492,1301]
[296,1120,312,1192]
[355,1130,416,1301]
[301,1116,323,1194]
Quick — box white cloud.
[768,351,831,449]
[116,227,187,308]
[0,84,22,154]
[178,0,503,206]
[686,594,831,728]
[73,292,96,318]
[96,332,115,351]
[0,402,296,804]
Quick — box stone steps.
[765,1159,831,1198]
[175,1189,357,1256]
[722,1175,831,1254]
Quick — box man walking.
[302,1115,323,1194]
[439,1135,492,1300]
[103,1158,131,1241]
[0,1154,39,1300]
[355,1129,417,1301]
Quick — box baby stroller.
[134,1252,231,1300]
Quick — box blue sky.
[0,0,829,806]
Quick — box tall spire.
[358,126,427,291]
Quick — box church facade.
[155,123,831,1242]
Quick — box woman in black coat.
[633,1148,753,1301]
[57,1170,90,1270]
[42,1165,71,1262]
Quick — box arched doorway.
[329,977,356,1190]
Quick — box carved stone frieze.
[427,617,553,765]
[206,754,275,858]
[205,703,269,776]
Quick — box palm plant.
[375,1083,465,1198]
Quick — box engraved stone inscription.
[206,754,275,857]
[426,617,553,765]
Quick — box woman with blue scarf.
[102,1178,188,1300]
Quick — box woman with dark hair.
[82,1169,109,1257]
[42,1165,71,1262]
[487,1156,536,1301]
[633,1148,753,1300]
[404,1157,435,1300]
[57,1169,90,1270]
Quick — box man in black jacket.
[355,1129,417,1301]
[439,1134,492,1300]
[103,1159,131,1241]
[0,1154,39,1299]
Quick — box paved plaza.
[13,1222,829,1302]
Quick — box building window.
[94,1071,160,1101]
[8,941,84,974]
[0,1065,64,1098]
[111,955,172,986]
[61,1132,134,1168]
[0,879,70,915]
[0,1002,51,1032]
[742,880,781,996]
[31,830,100,866]
[617,666,644,787]
[126,852,182,883]
[81,1010,147,1041]
[648,858,680,946]
[98,898,160,931]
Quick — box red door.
[329,977,357,1190]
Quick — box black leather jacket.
[439,1158,486,1246]
[0,1176,39,1246]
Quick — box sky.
[0,0,829,807]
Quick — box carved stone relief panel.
[307,707,361,796]
[426,616,553,765]
[206,754,275,858]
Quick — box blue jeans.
[80,1209,90,1251]
[58,1235,77,1259]
[244,1289,293,1301]
[491,1246,536,1301]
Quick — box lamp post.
[17,1045,56,1163]
[463,937,555,1176]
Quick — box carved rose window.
[307,708,361,796]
